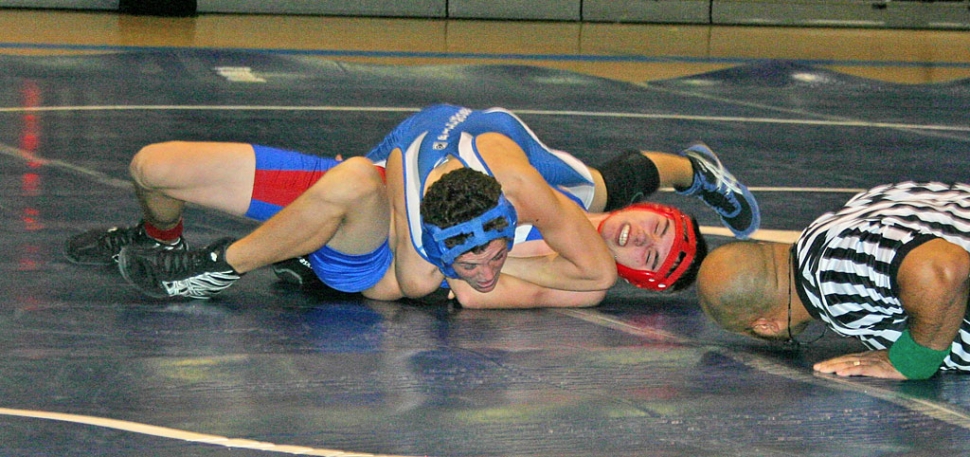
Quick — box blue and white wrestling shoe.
[675,143,760,239]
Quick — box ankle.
[143,219,183,243]
[222,242,245,274]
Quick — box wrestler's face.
[598,207,676,273]
[451,238,510,293]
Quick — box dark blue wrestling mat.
[2,50,970,456]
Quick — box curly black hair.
[421,167,509,251]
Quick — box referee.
[697,181,970,380]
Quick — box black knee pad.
[598,150,661,211]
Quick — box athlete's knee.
[129,141,192,189]
[596,150,661,211]
[306,156,385,205]
[129,142,168,188]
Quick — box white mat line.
[637,82,970,142]
[658,186,867,193]
[0,137,813,245]
[0,142,132,188]
[746,186,866,193]
[0,104,965,133]
[703,227,801,243]
[0,407,415,457]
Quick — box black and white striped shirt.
[793,181,970,372]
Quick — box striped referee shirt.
[793,181,970,372]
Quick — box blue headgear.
[422,194,518,278]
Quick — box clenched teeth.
[619,224,630,246]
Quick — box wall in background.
[1,0,967,29]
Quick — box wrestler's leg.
[66,141,257,265]
[589,146,760,239]
[225,156,389,274]
[587,151,692,213]
[129,141,257,230]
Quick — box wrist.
[888,329,949,380]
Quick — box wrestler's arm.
[384,148,448,299]
[477,132,617,291]
[814,238,969,379]
[447,274,608,309]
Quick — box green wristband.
[888,329,949,380]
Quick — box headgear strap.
[598,202,698,291]
[422,194,518,278]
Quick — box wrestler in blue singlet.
[248,105,594,291]
[365,104,595,264]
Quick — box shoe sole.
[64,240,118,266]
[64,238,189,266]
[117,247,183,299]
[273,267,306,285]
[64,255,116,266]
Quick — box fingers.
[814,357,868,376]
[812,351,907,380]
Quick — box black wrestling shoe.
[675,143,761,239]
[118,237,241,299]
[65,221,186,266]
[272,256,324,287]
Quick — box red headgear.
[597,203,698,291]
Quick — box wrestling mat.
[1,50,969,456]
